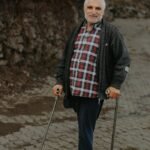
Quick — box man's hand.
[105,86,120,99]
[52,84,63,96]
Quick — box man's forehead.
[84,0,106,11]
[85,0,102,4]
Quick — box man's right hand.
[52,84,63,96]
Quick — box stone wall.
[108,0,150,18]
[0,0,78,69]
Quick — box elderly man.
[52,0,130,149]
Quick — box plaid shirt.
[70,23,101,98]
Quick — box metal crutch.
[40,96,58,150]
[110,98,119,150]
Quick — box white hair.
[84,0,106,11]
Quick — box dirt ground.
[0,18,150,143]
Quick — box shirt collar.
[83,20,102,30]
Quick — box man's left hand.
[105,87,121,99]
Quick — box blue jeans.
[73,97,104,150]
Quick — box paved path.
[0,19,150,150]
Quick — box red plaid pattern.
[70,24,101,98]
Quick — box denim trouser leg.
[77,98,104,150]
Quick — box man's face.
[84,0,105,24]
